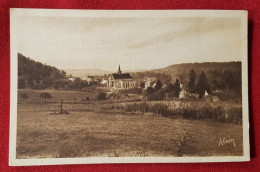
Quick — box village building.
[86,75,95,83]
[68,77,75,82]
[144,77,157,89]
[107,65,136,91]
[100,79,108,85]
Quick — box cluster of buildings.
[67,65,164,91]
[66,66,216,100]
[67,65,137,91]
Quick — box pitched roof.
[111,73,132,79]
[87,75,95,79]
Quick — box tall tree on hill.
[187,69,196,93]
[196,71,212,99]
[154,80,163,90]
[173,79,181,98]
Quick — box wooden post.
[60,99,63,113]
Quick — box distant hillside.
[63,69,112,78]
[18,53,242,92]
[152,62,241,80]
[63,69,149,78]
[125,69,149,73]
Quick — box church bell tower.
[117,64,122,74]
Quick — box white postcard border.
[9,9,250,166]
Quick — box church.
[107,65,136,91]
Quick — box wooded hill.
[18,52,242,93]
[152,62,241,82]
[18,53,67,89]
[132,61,242,94]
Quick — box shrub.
[39,92,52,103]
[213,90,241,100]
[226,107,242,124]
[150,103,171,117]
[211,106,225,122]
[168,103,241,124]
[120,88,142,95]
[97,92,106,100]
[147,90,165,101]
[182,108,197,119]
[123,102,150,113]
[125,103,139,112]
[131,88,142,94]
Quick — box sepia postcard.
[9,9,249,166]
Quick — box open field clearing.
[17,108,243,158]
[17,89,243,158]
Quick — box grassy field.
[16,89,243,158]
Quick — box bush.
[226,107,242,124]
[39,92,52,103]
[120,88,142,94]
[124,102,149,113]
[147,90,165,101]
[97,92,106,100]
[213,90,241,100]
[211,106,225,122]
[124,103,139,112]
[150,103,171,117]
[182,108,197,119]
[98,100,242,125]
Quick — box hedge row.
[105,102,242,124]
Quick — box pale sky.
[16,15,243,71]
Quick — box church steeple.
[117,64,122,74]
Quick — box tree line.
[144,68,241,100]
[187,69,241,98]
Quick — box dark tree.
[187,69,196,93]
[18,78,26,89]
[41,77,53,89]
[196,71,212,98]
[28,78,36,89]
[165,83,175,93]
[140,81,145,88]
[40,92,52,103]
[146,87,154,95]
[154,80,163,90]
[150,90,165,100]
[225,72,235,89]
[74,77,82,89]
[60,70,66,78]
[173,79,181,98]
[97,92,106,100]
[212,80,219,91]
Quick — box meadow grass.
[16,89,243,158]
